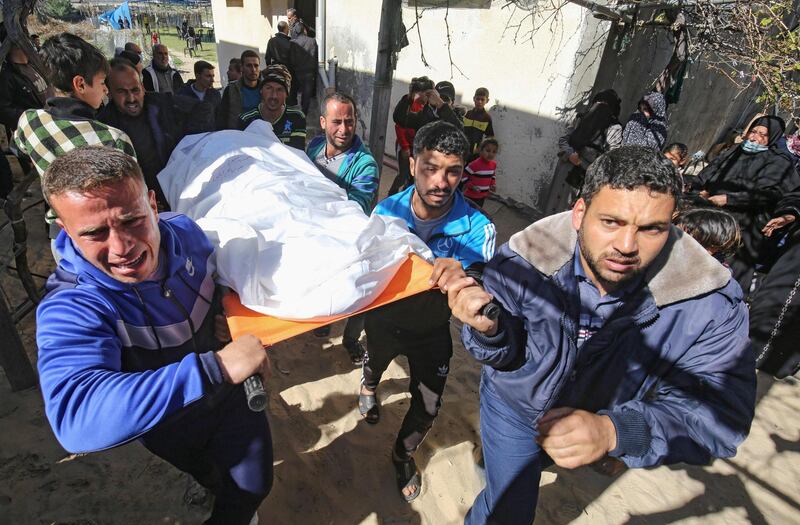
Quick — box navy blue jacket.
[462,211,755,468]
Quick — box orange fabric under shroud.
[223,254,434,344]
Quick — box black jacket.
[696,116,800,270]
[0,61,48,132]
[97,93,214,206]
[266,33,292,67]
[392,94,463,132]
[289,34,318,75]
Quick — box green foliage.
[39,0,76,20]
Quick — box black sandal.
[392,455,421,502]
[358,392,380,424]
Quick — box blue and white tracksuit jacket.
[369,187,497,334]
[36,213,228,454]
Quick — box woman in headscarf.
[749,189,800,378]
[693,115,800,294]
[557,89,623,188]
[622,91,668,149]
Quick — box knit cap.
[261,64,292,92]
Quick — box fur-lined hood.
[508,211,732,307]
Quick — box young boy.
[462,137,498,207]
[463,87,495,160]
[13,33,136,243]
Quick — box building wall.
[324,1,609,212]
[593,16,763,159]
[210,1,610,211]
[210,0,290,83]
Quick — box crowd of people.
[0,19,797,525]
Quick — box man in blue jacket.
[359,120,496,502]
[36,146,273,525]
[306,91,379,364]
[444,145,756,524]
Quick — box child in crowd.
[13,32,136,248]
[663,142,688,169]
[673,207,741,263]
[462,137,499,207]
[463,87,495,161]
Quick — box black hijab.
[567,89,621,151]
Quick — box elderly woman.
[750,190,800,378]
[694,115,800,293]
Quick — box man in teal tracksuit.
[306,91,380,364]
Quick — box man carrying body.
[445,145,756,523]
[359,120,496,501]
[239,64,306,150]
[218,50,261,130]
[306,92,379,364]
[143,44,184,94]
[98,59,215,209]
[36,146,273,525]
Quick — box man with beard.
[239,64,306,150]
[358,120,496,502]
[444,145,755,524]
[142,44,184,94]
[305,91,379,363]
[98,59,215,209]
[218,50,261,130]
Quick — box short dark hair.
[479,137,499,151]
[673,207,741,258]
[320,91,357,118]
[413,120,470,161]
[580,145,680,208]
[42,146,143,204]
[277,21,289,32]
[124,42,140,53]
[194,60,214,78]
[108,57,139,78]
[228,58,242,72]
[40,33,109,93]
[474,87,489,98]
[664,142,688,159]
[241,49,260,63]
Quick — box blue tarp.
[98,2,132,30]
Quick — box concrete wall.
[210,0,290,83]
[593,13,763,158]
[325,1,609,212]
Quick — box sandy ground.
[1,168,798,525]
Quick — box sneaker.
[343,338,365,366]
[313,325,332,337]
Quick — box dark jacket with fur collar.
[462,211,755,468]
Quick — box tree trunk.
[1,0,47,77]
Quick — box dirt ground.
[1,167,798,525]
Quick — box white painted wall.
[325,1,609,211]
[210,1,610,211]
[210,0,290,84]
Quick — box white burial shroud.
[158,120,432,320]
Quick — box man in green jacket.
[306,91,380,364]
